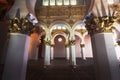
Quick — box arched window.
[50,0,55,5]
[70,0,77,5]
[64,0,69,5]
[43,0,49,6]
[56,0,62,5]
[43,0,77,6]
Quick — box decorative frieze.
[36,5,87,20]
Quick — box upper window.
[43,0,77,6]
[50,0,55,5]
[43,0,49,6]
[64,0,69,5]
[56,0,62,5]
[70,0,77,5]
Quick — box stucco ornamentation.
[85,15,116,35]
[8,17,34,35]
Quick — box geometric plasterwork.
[35,5,87,26]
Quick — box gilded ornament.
[85,14,116,35]
[45,39,51,45]
[80,44,85,48]
[8,17,34,35]
[70,40,75,45]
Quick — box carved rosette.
[85,16,116,35]
[8,17,34,35]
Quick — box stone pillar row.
[44,39,77,66]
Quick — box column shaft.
[81,47,86,60]
[66,47,70,60]
[44,45,50,66]
[70,45,76,66]
[91,33,120,80]
[2,33,30,80]
[50,47,54,60]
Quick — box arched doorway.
[54,35,66,58]
[75,35,82,58]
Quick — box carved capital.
[69,40,75,45]
[50,44,54,47]
[85,16,116,35]
[80,44,85,48]
[65,43,70,47]
[8,17,34,35]
[45,40,51,45]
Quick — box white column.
[91,33,120,80]
[44,44,51,66]
[80,44,86,60]
[66,47,70,60]
[50,46,54,60]
[35,47,39,60]
[70,45,76,66]
[2,33,30,80]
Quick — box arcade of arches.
[0,0,120,80]
[29,0,93,66]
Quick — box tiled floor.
[26,58,96,80]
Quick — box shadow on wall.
[0,21,8,64]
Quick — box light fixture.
[58,38,62,42]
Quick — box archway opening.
[75,35,82,58]
[54,35,66,58]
